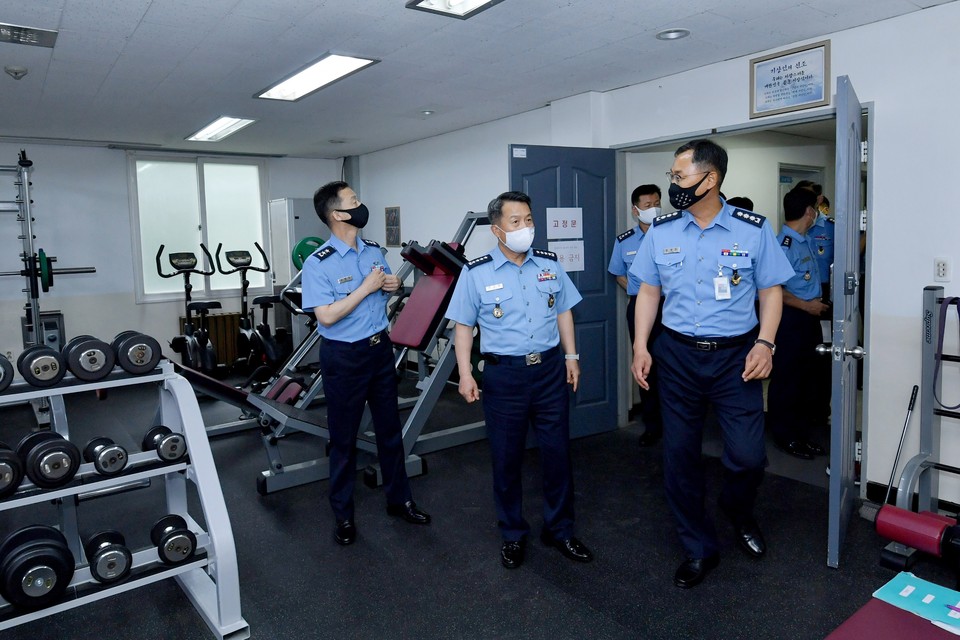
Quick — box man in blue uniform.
[446,191,592,570]
[608,184,664,446]
[767,188,831,459]
[629,140,794,588]
[301,180,430,546]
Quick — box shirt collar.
[329,233,364,256]
[681,200,734,232]
[783,224,809,243]
[492,244,532,269]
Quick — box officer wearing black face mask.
[301,180,431,546]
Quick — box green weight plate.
[38,249,52,293]
[291,236,324,271]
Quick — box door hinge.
[860,141,868,163]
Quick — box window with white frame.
[132,155,268,302]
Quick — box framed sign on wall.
[750,40,830,118]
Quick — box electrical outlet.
[3,349,13,361]
[935,257,952,282]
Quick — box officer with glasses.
[629,140,793,588]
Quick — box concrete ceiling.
[0,0,950,158]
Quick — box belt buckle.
[695,341,714,351]
[525,352,542,366]
[369,333,381,346]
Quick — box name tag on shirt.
[626,250,637,256]
[664,247,680,254]
[485,283,504,292]
[337,276,353,284]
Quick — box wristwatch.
[754,338,776,355]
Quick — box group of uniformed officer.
[301,139,835,589]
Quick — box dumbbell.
[83,437,128,476]
[0,441,24,499]
[111,331,162,375]
[150,514,197,565]
[61,335,115,382]
[141,425,187,463]
[0,353,13,393]
[16,345,66,388]
[84,530,132,584]
[0,525,75,609]
[17,432,81,489]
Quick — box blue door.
[509,144,618,438]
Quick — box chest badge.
[803,271,812,281]
[493,304,504,319]
[731,270,741,286]
[538,270,557,282]
[548,293,556,308]
[818,246,825,255]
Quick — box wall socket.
[3,349,13,361]
[935,257,952,282]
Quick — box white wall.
[0,142,339,361]
[355,2,960,499]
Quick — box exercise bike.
[215,242,292,382]
[156,243,225,377]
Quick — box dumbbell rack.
[0,361,249,640]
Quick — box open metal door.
[826,76,864,568]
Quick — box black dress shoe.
[731,517,767,558]
[637,431,662,447]
[540,532,594,563]
[501,539,526,569]
[802,440,825,456]
[776,439,814,460]
[334,519,356,546]
[386,500,431,525]
[674,555,719,588]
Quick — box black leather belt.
[327,329,389,348]
[663,326,753,352]
[482,345,560,366]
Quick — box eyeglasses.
[665,170,710,185]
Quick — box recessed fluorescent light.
[186,116,256,142]
[0,22,58,48]
[406,0,507,20]
[256,53,378,102]
[656,28,691,41]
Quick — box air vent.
[0,23,58,48]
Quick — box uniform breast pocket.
[334,281,357,300]
[480,288,513,319]
[535,280,561,316]
[718,255,753,283]
[653,252,685,289]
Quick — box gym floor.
[0,379,950,640]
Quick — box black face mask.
[339,203,369,229]
[668,172,711,210]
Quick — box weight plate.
[0,525,69,572]
[84,530,125,559]
[1,544,74,608]
[156,434,186,462]
[61,335,95,355]
[116,333,161,375]
[150,514,188,548]
[91,443,127,476]
[291,236,324,271]
[89,545,131,583]
[141,425,171,453]
[23,437,80,489]
[82,437,112,463]
[0,444,24,499]
[16,432,59,461]
[64,337,115,381]
[111,331,138,354]
[16,345,65,387]
[157,530,197,566]
[0,354,13,393]
[38,248,52,293]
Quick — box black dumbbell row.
[0,330,163,392]
[0,514,198,610]
[0,425,188,499]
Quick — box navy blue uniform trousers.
[627,294,664,436]
[767,305,825,445]
[653,330,767,559]
[319,333,412,520]
[481,346,575,542]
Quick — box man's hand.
[566,359,580,392]
[742,343,774,381]
[381,273,402,293]
[805,298,830,317]
[631,348,652,390]
[361,268,387,294]
[458,372,480,403]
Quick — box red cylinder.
[876,505,948,557]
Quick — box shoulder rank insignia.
[731,209,766,227]
[826,217,835,224]
[466,254,493,269]
[361,238,381,247]
[780,236,792,248]
[312,247,335,262]
[617,228,636,242]
[532,248,557,261]
[653,211,682,226]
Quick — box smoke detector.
[4,66,27,80]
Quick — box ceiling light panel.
[0,22,58,48]
[256,53,378,102]
[187,116,256,142]
[406,0,507,20]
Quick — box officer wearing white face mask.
[446,190,592,570]
[608,184,665,446]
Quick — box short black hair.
[783,187,817,221]
[313,180,349,225]
[726,196,754,211]
[631,184,661,205]
[487,191,532,226]
[795,180,823,196]
[675,139,727,185]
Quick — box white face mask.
[497,225,535,254]
[635,205,661,225]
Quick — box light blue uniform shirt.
[810,213,835,284]
[629,202,794,337]
[776,224,822,301]
[445,245,582,356]
[301,234,390,342]
[607,225,648,295]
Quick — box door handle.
[816,344,865,360]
